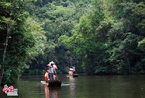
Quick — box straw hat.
[49,61,55,65]
[47,61,58,69]
[47,61,55,67]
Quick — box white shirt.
[49,67,54,73]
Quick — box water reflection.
[45,86,49,98]
[69,76,76,98]
[1,75,145,98]
[45,86,59,98]
[68,76,76,82]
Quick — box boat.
[41,80,62,87]
[66,74,79,78]
[73,74,79,77]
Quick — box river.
[1,75,145,98]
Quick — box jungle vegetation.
[0,0,145,84]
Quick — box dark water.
[1,75,145,98]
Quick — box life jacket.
[45,71,49,81]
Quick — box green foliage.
[1,0,145,80]
[60,0,145,75]
[26,17,46,58]
[0,0,46,84]
[24,0,91,74]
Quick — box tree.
[0,0,45,84]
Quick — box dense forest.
[24,0,91,74]
[0,0,145,84]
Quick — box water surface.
[1,75,145,98]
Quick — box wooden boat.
[66,74,79,78]
[41,80,62,87]
[41,81,48,86]
[73,74,79,77]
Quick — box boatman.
[49,61,57,80]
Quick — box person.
[45,70,49,82]
[69,68,73,75]
[48,61,56,80]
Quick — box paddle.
[54,70,59,80]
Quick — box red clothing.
[45,71,49,81]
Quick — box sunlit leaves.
[0,2,11,8]
[26,17,46,58]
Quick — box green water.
[1,75,145,98]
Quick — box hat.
[47,61,55,67]
[49,61,55,65]
[47,61,58,69]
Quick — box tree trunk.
[0,22,13,85]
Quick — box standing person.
[48,61,56,80]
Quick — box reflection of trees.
[45,86,59,98]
